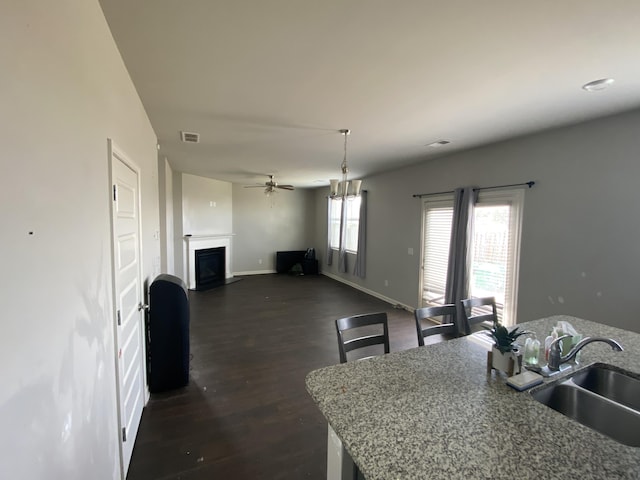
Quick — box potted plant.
[484,320,529,374]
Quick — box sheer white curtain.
[326,197,334,265]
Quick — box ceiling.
[99,0,640,188]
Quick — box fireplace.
[184,234,233,290]
[195,247,226,290]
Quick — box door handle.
[138,303,150,312]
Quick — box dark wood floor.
[127,274,422,480]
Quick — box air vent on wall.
[180,131,200,143]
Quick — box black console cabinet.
[276,250,318,275]
[302,258,319,275]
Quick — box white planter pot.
[491,346,522,375]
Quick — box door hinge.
[122,427,127,442]
[113,184,117,202]
[117,310,121,326]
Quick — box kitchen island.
[305,316,640,479]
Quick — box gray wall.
[315,109,640,333]
[165,172,315,277]
[232,185,316,273]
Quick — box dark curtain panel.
[445,187,477,335]
[326,197,334,265]
[338,198,348,273]
[354,191,367,278]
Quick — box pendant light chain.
[342,130,349,176]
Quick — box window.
[344,196,361,252]
[420,196,454,305]
[329,197,361,252]
[329,198,342,249]
[420,189,524,325]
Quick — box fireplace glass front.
[195,247,225,290]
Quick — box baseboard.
[233,269,277,276]
[321,271,414,312]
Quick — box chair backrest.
[414,304,458,346]
[460,296,498,335]
[335,312,390,363]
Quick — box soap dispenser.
[524,335,540,366]
[544,327,558,362]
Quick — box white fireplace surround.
[184,234,234,290]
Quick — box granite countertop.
[305,315,640,479]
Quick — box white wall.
[316,109,640,333]
[158,156,175,275]
[0,1,158,478]
[182,173,233,235]
[172,171,184,276]
[232,186,315,273]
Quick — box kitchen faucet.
[547,335,623,371]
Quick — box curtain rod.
[412,181,535,198]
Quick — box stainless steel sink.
[569,364,640,411]
[531,365,640,447]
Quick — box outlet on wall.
[384,280,389,287]
[258,259,263,265]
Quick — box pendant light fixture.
[329,129,362,198]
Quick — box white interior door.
[110,141,145,478]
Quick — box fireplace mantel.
[184,234,234,290]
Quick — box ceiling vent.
[180,131,200,143]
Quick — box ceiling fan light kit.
[329,129,362,199]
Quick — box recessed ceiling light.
[582,78,615,92]
[427,140,451,147]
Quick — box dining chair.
[335,312,389,480]
[335,312,390,363]
[414,304,458,346]
[460,296,498,335]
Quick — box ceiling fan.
[244,175,295,195]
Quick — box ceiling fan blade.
[244,175,294,193]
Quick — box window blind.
[422,202,453,305]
